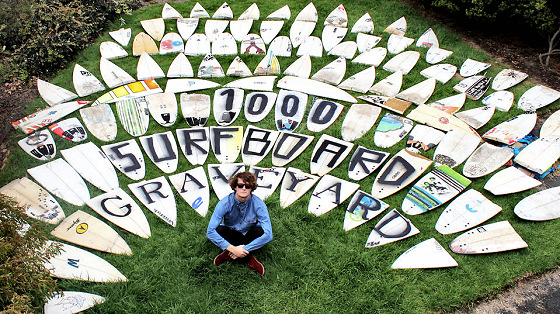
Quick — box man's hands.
[227,245,249,259]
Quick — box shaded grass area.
[2,0,560,312]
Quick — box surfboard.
[244,92,277,122]
[177,18,198,40]
[540,109,560,137]
[129,176,177,227]
[340,103,381,141]
[289,20,316,48]
[36,79,77,107]
[295,2,318,22]
[365,209,419,248]
[254,52,281,75]
[308,174,359,216]
[79,103,117,142]
[484,166,541,195]
[425,46,453,64]
[141,18,165,41]
[205,19,229,43]
[139,131,179,173]
[275,89,308,132]
[260,20,284,44]
[137,51,165,80]
[391,238,458,269]
[279,167,318,208]
[116,97,150,137]
[284,55,312,78]
[162,2,182,19]
[344,190,389,231]
[145,92,177,127]
[267,5,291,20]
[450,220,527,254]
[51,210,131,255]
[453,75,491,100]
[374,113,414,148]
[322,26,347,52]
[93,79,163,105]
[226,56,252,77]
[310,134,354,176]
[402,165,471,216]
[297,36,323,58]
[311,57,346,85]
[184,33,211,56]
[492,69,528,90]
[278,76,357,103]
[18,129,56,160]
[482,111,537,144]
[197,54,225,78]
[347,146,390,181]
[395,78,436,105]
[518,85,560,111]
[433,129,480,168]
[44,241,127,282]
[238,3,259,20]
[369,71,402,96]
[109,28,131,46]
[328,41,357,59]
[168,166,210,217]
[176,127,210,165]
[0,177,64,224]
[159,32,184,54]
[212,2,233,19]
[211,32,238,55]
[416,28,438,48]
[213,88,244,126]
[190,2,210,18]
[459,58,491,77]
[387,34,414,54]
[426,93,466,114]
[249,166,286,200]
[514,186,560,221]
[27,158,90,206]
[224,76,276,91]
[358,95,411,115]
[463,143,513,178]
[454,105,495,129]
[165,78,221,93]
[268,36,292,57]
[72,64,105,97]
[180,93,211,127]
[482,90,514,112]
[383,51,420,74]
[100,41,128,59]
[307,98,344,132]
[207,163,245,199]
[242,126,279,165]
[384,16,406,36]
[99,57,135,88]
[351,13,374,34]
[436,189,502,235]
[229,19,253,42]
[406,104,481,136]
[324,4,347,27]
[132,32,159,56]
[209,126,243,163]
[515,135,560,174]
[356,33,381,53]
[101,139,146,181]
[271,132,314,166]
[44,291,105,314]
[406,124,444,153]
[61,142,119,192]
[371,149,433,199]
[240,34,266,55]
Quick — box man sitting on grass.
[206,171,273,275]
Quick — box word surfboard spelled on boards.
[308,174,359,216]
[310,134,354,176]
[450,221,527,254]
[242,125,279,166]
[484,166,541,195]
[250,166,286,200]
[209,126,243,163]
[208,163,245,200]
[18,129,56,160]
[49,117,87,142]
[279,167,319,208]
[101,139,146,181]
[271,131,314,167]
[391,238,458,269]
[169,166,210,217]
[176,127,210,165]
[275,89,308,132]
[307,98,344,132]
[365,209,419,248]
[140,131,179,173]
[344,190,389,231]
[44,291,105,314]
[213,88,244,126]
[244,92,277,122]
[129,176,177,227]
[347,146,390,181]
[514,186,560,221]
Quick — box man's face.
[234,178,252,201]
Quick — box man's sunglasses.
[236,183,252,189]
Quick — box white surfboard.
[482,111,537,145]
[244,92,277,122]
[453,75,491,100]
[463,143,513,178]
[211,32,238,55]
[392,238,458,269]
[72,64,105,97]
[365,209,419,248]
[436,189,502,235]
[310,134,353,176]
[260,20,284,44]
[328,41,357,59]
[395,78,436,105]
[242,126,279,165]
[100,41,128,59]
[140,131,179,173]
[459,58,491,77]
[295,2,318,22]
[279,167,318,208]
[205,19,229,43]
[93,79,162,105]
[268,35,292,57]
[0,177,64,224]
[515,135,560,174]
[420,63,456,84]
[482,90,515,112]
[162,2,182,19]
[209,126,243,163]
[177,18,198,40]
[289,20,316,48]
[109,28,131,46]
[518,85,560,111]
[274,89,308,132]
[145,92,178,126]
[267,5,291,20]
[297,36,323,58]
[344,190,389,231]
[165,78,221,93]
[238,3,259,20]
[384,16,406,36]
[514,186,560,221]
[61,142,119,192]
[240,33,267,55]
[224,76,276,91]
[137,51,165,80]
[176,127,210,165]
[308,174,359,216]
[180,93,211,127]
[450,220,527,254]
[416,28,439,48]
[347,146,390,181]
[229,19,253,42]
[249,166,286,200]
[254,52,281,75]
[311,57,346,85]
[99,57,135,88]
[213,87,244,126]
[407,104,481,136]
[540,109,560,137]
[44,241,127,282]
[492,69,528,90]
[132,32,158,56]
[322,26,347,52]
[351,13,374,34]
[36,79,77,107]
[454,105,495,129]
[284,55,312,78]
[374,113,414,148]
[79,103,117,142]
[433,129,480,168]
[129,176,177,227]
[18,129,56,160]
[369,70,402,96]
[140,18,165,41]
[383,51,420,74]
[484,166,541,195]
[116,97,150,137]
[184,33,211,56]
[169,166,210,217]
[277,76,357,103]
[426,46,453,64]
[212,2,233,19]
[159,32,184,54]
[197,54,225,78]
[190,2,210,18]
[44,291,105,314]
[324,4,347,27]
[426,93,466,114]
[271,132,314,166]
[307,98,344,132]
[387,34,414,54]
[356,33,381,53]
[227,56,252,77]
[51,210,131,255]
[341,103,382,141]
[207,163,245,199]
[406,124,444,153]
[101,139,146,181]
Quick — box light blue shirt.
[206,193,273,251]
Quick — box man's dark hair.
[228,171,258,190]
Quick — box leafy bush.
[0,194,60,313]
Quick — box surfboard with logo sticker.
[169,166,210,217]
[374,113,414,148]
[344,190,389,231]
[18,130,56,160]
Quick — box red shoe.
[213,250,231,266]
[247,255,265,276]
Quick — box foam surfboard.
[93,79,162,105]
[241,125,279,165]
[383,51,420,75]
[176,127,210,165]
[109,28,131,46]
[482,90,514,112]
[416,28,439,48]
[454,105,495,129]
[44,241,127,282]
[405,124,444,153]
[197,54,225,78]
[162,2,182,19]
[209,126,243,163]
[205,19,229,43]
[132,32,158,56]
[514,186,560,221]
[343,190,389,231]
[449,221,528,254]
[129,176,177,227]
[168,166,210,217]
[396,78,437,105]
[371,149,433,199]
[140,18,165,41]
[167,53,194,78]
[514,136,560,174]
[190,2,210,18]
[402,165,471,216]
[165,78,221,93]
[482,111,537,144]
[145,92,178,127]
[308,174,359,216]
[279,167,319,208]
[61,142,119,192]
[99,57,135,88]
[227,56,252,77]
[51,210,131,255]
[352,47,386,66]
[453,75,491,100]
[213,88,244,126]
[240,34,266,55]
[36,79,77,107]
[518,85,560,111]
[271,131,314,167]
[492,69,528,90]
[297,36,323,58]
[284,55,312,79]
[101,139,146,181]
[391,238,458,269]
[159,32,184,54]
[267,5,291,20]
[540,109,560,137]
[365,209,419,248]
[268,36,292,57]
[289,20,316,48]
[328,41,357,59]
[184,33,211,56]
[18,129,56,160]
[44,291,105,314]
[324,4,347,27]
[321,26,347,52]
[407,104,481,137]
[356,33,381,53]
[374,113,414,148]
[116,97,150,137]
[244,92,277,122]
[338,65,376,93]
[295,3,318,22]
[484,166,541,195]
[229,19,253,42]
[310,134,353,176]
[433,129,480,168]
[387,34,414,54]
[420,63,456,84]
[275,89,308,132]
[463,143,513,178]
[238,3,260,20]
[211,33,238,55]
[340,103,382,141]
[100,41,128,59]
[249,166,286,200]
[260,20,284,44]
[254,52,281,75]
[212,2,233,19]
[140,131,179,173]
[369,71,402,97]
[177,18,198,40]
[180,93,210,127]
[426,93,466,114]
[426,46,453,64]
[224,76,276,91]
[347,146,390,181]
[0,177,64,224]
[384,16,406,36]
[351,13,374,34]
[306,98,344,132]
[436,189,502,235]
[277,76,357,103]
[72,64,105,97]
[459,58,491,77]
[207,163,245,200]
[137,52,165,80]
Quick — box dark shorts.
[216,225,264,247]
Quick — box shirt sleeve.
[243,197,273,251]
[206,198,231,251]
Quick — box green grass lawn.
[2,0,560,312]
